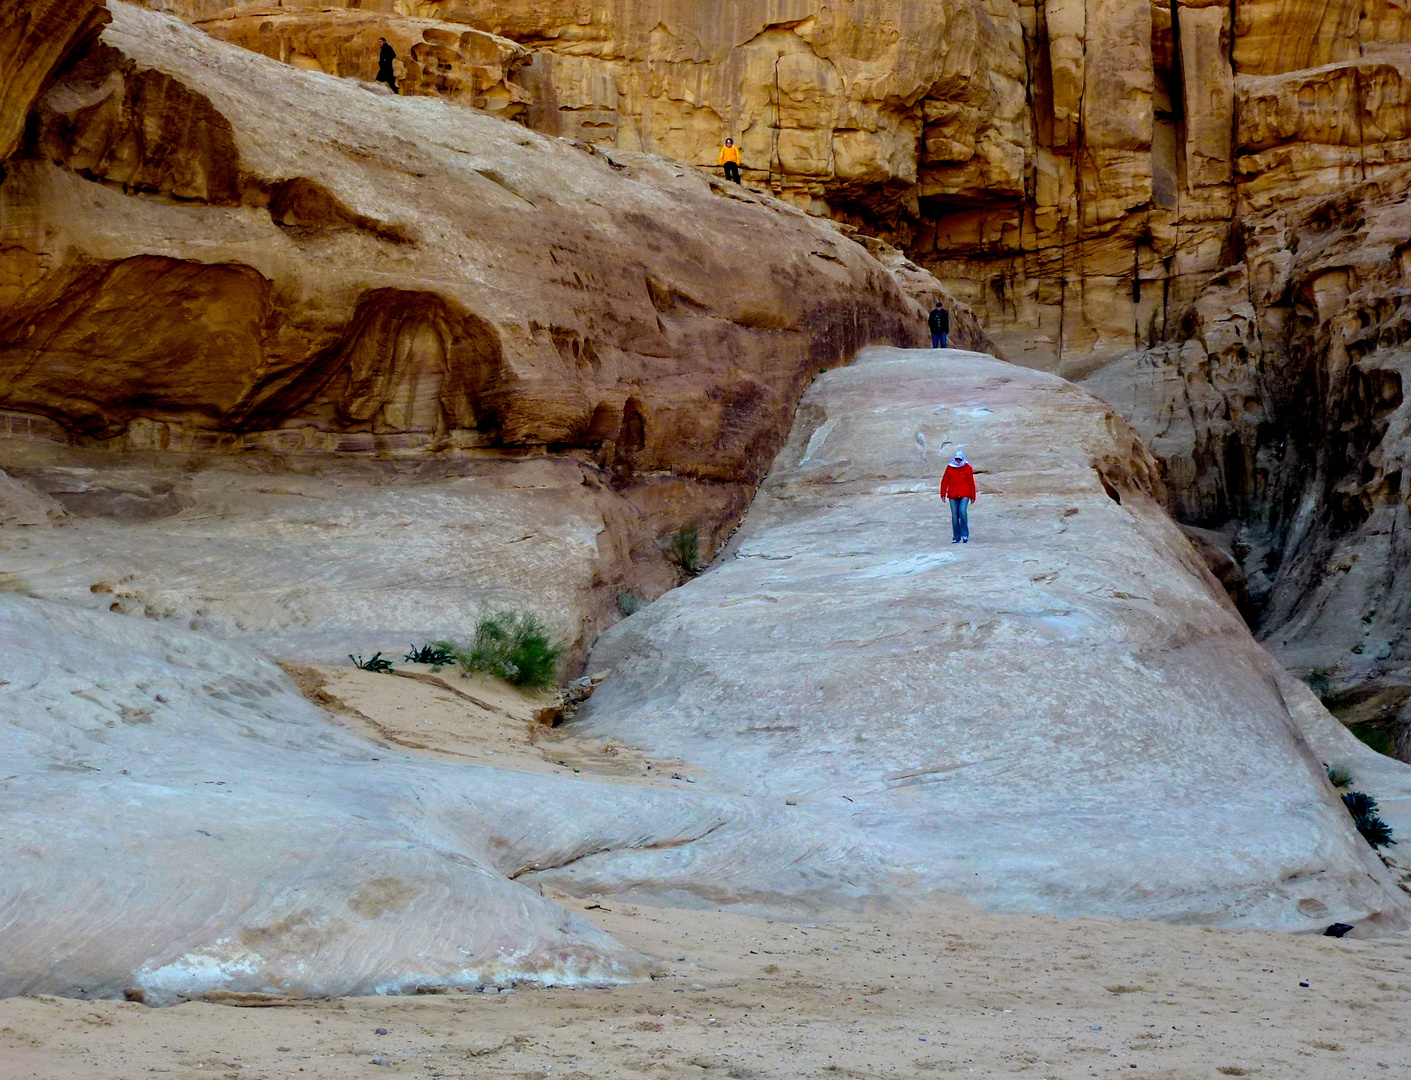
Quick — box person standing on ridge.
[940,449,976,544]
[718,138,742,184]
[377,37,399,94]
[929,300,950,348]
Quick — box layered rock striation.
[133,0,1411,375]
[1084,167,1411,755]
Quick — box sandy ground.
[2,898,1409,1080]
[278,663,691,781]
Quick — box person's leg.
[949,498,962,543]
[958,497,970,541]
[725,162,740,184]
[931,332,941,348]
[940,332,948,348]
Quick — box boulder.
[569,347,1411,928]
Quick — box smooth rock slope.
[571,347,1411,929]
[0,595,746,1003]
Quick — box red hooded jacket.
[940,462,976,501]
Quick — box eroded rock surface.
[571,347,1411,928]
[0,594,734,1003]
[0,0,979,652]
[1083,168,1411,757]
[198,8,533,116]
[134,0,1411,374]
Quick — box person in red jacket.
[939,449,977,543]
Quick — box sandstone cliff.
[0,0,986,658]
[1084,166,1411,758]
[133,0,1411,376]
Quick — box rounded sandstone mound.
[567,347,1411,931]
[0,595,719,1004]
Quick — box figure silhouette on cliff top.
[377,37,399,94]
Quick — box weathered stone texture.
[120,0,1411,378]
[576,347,1411,926]
[199,9,533,116]
[0,0,110,163]
[0,1,988,653]
[1084,168,1411,759]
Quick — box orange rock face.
[198,8,533,117]
[0,0,997,659]
[0,0,110,162]
[1,1,943,467]
[148,0,1411,376]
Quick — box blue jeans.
[931,332,948,348]
[949,497,970,542]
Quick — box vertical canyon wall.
[136,0,1411,371]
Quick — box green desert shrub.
[1303,667,1334,700]
[453,611,564,690]
[404,642,456,666]
[349,651,394,674]
[1342,790,1397,848]
[1325,765,1353,789]
[665,524,702,577]
[616,591,643,616]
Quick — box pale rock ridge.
[572,347,1411,928]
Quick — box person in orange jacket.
[940,448,977,543]
[718,138,742,184]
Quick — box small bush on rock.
[454,611,563,690]
[405,642,455,666]
[665,524,702,577]
[1303,667,1334,699]
[350,652,394,674]
[1342,790,1396,848]
[1326,765,1353,789]
[617,592,643,616]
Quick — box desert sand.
[1,898,1409,1080]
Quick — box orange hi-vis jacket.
[718,144,741,165]
[940,463,977,500]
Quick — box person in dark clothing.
[928,301,950,348]
[377,37,399,94]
